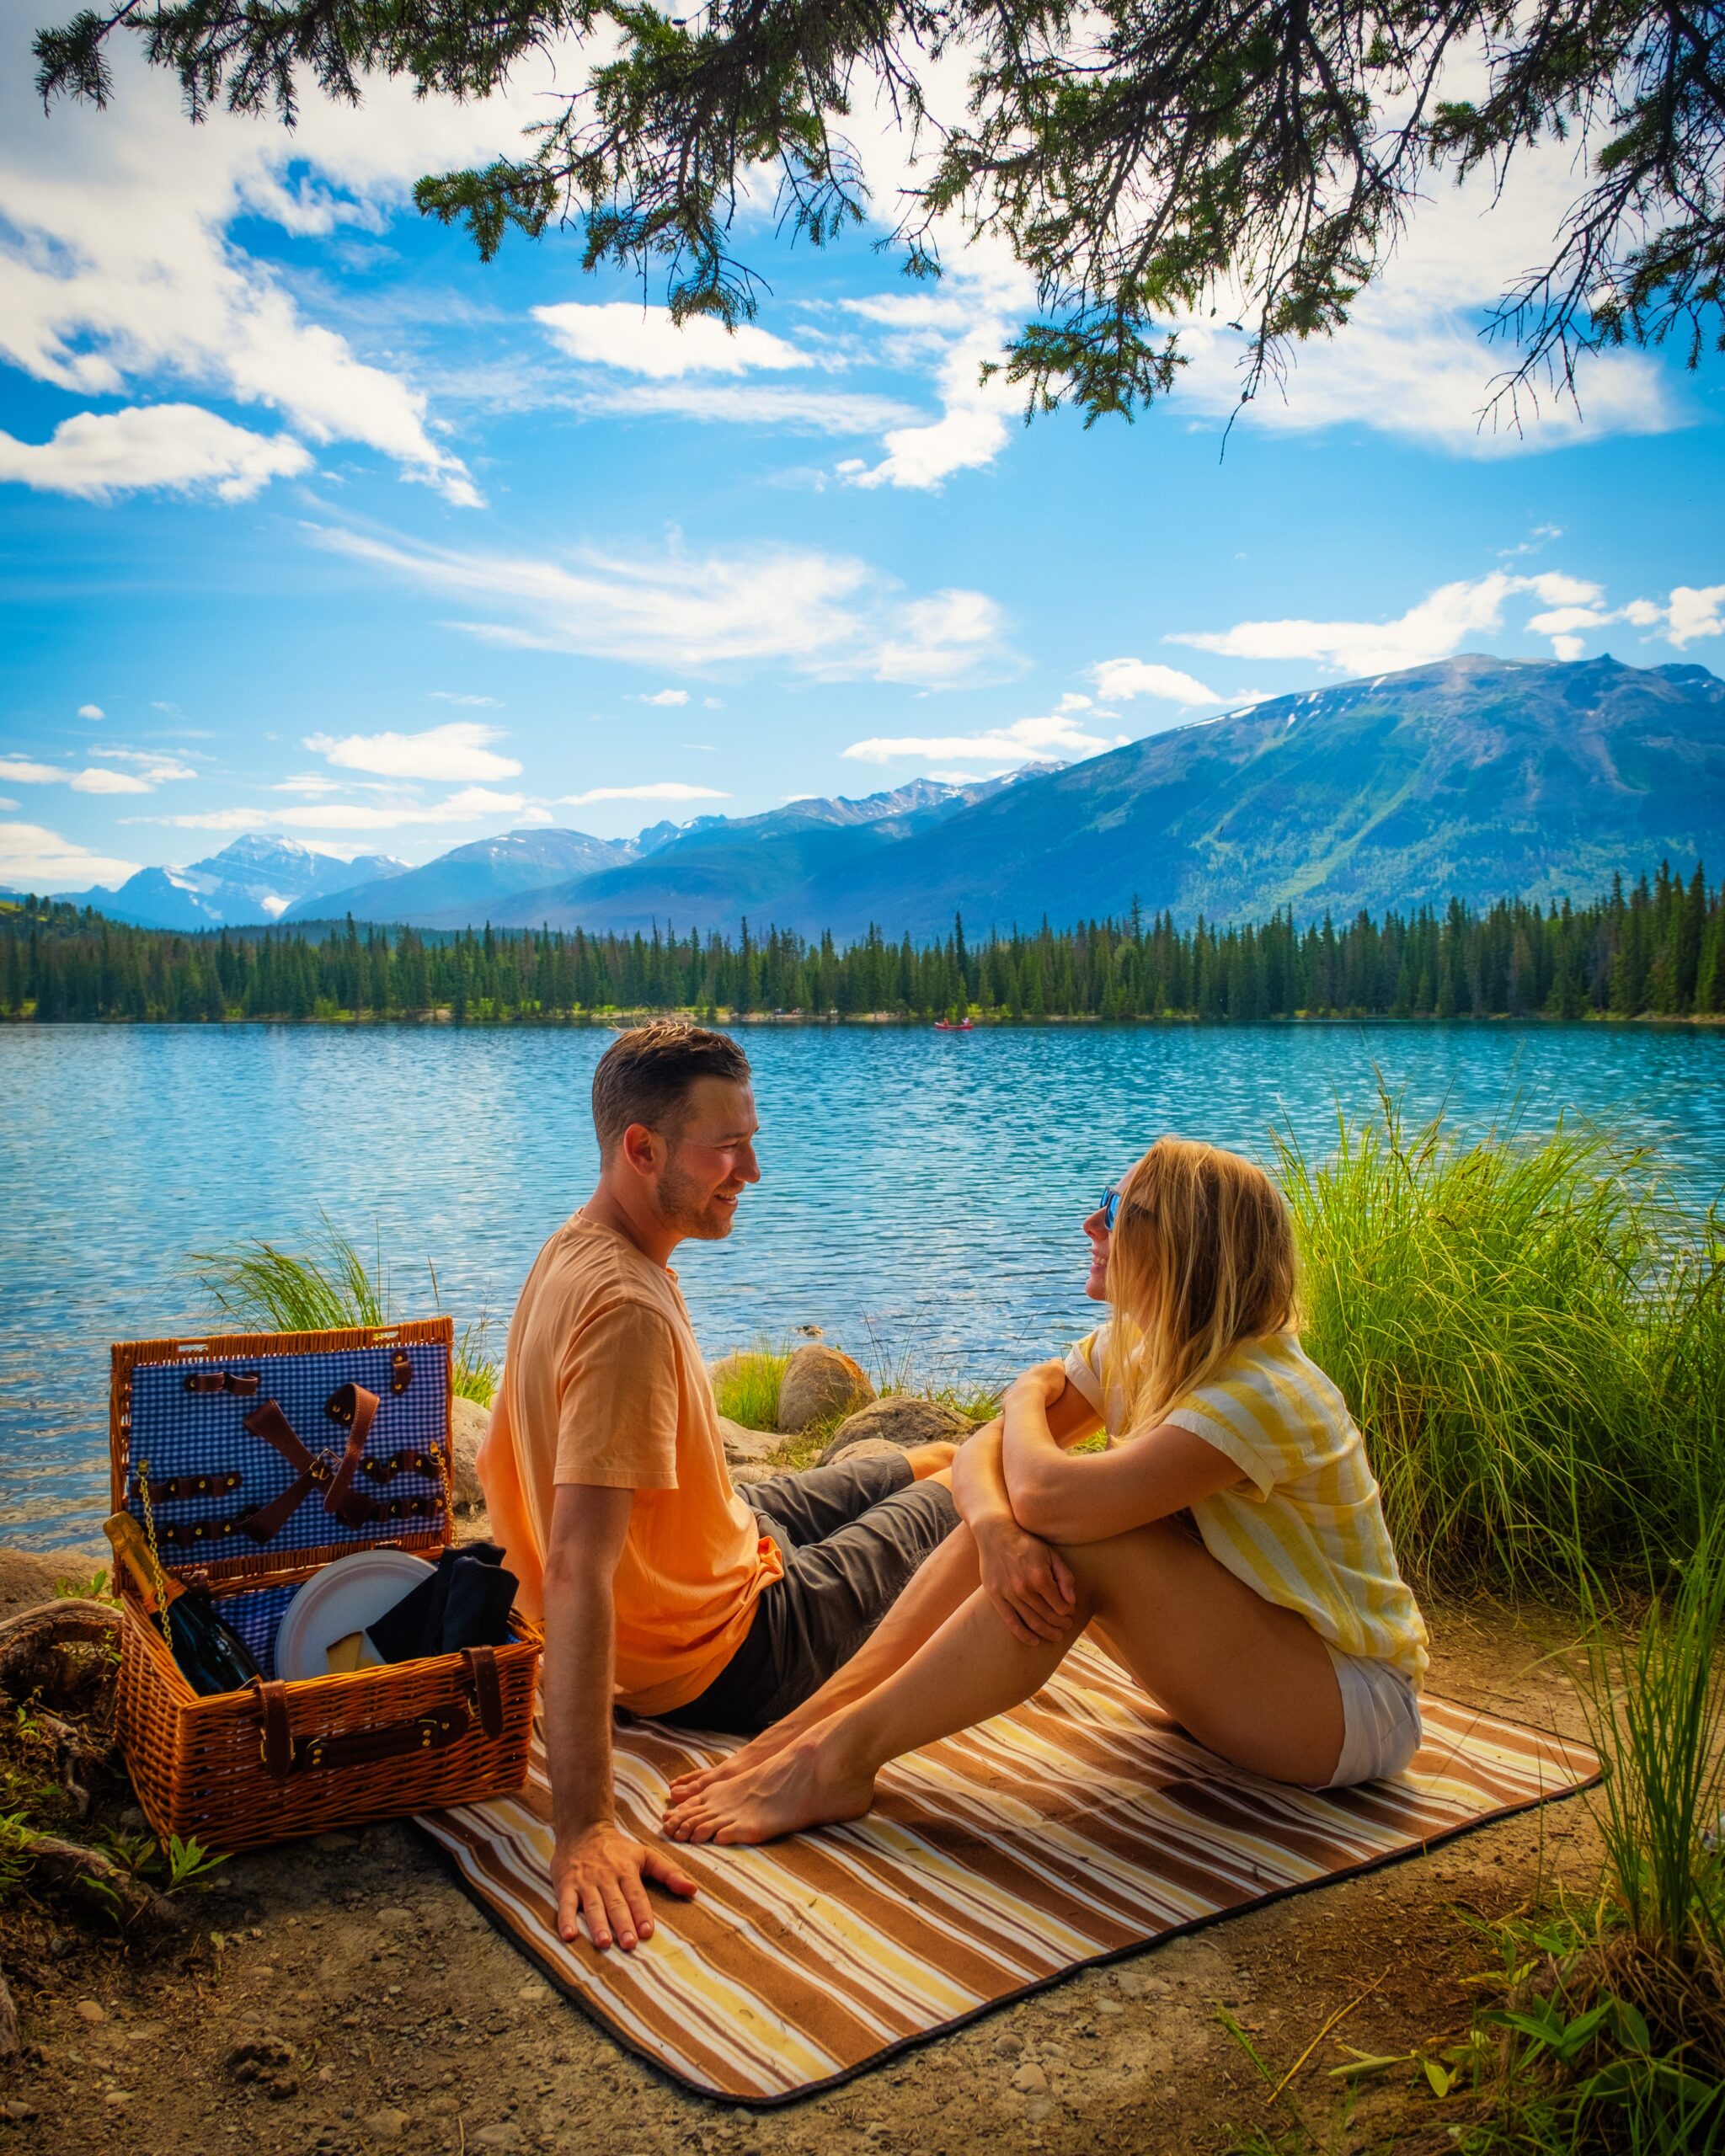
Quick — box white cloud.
[428,692,502,707]
[0,798,15,810]
[147,786,529,833]
[636,690,690,707]
[1658,584,1725,646]
[1168,141,1680,451]
[0,36,538,505]
[1170,571,1605,675]
[533,302,809,379]
[835,268,1032,492]
[843,709,1125,766]
[77,703,104,719]
[69,766,152,794]
[558,782,729,804]
[1088,658,1222,706]
[309,524,1014,689]
[304,722,522,782]
[0,821,142,890]
[573,380,920,435]
[1520,579,1725,654]
[1,749,204,792]
[88,750,200,780]
[0,404,312,502]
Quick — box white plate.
[273,1549,437,1683]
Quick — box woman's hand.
[1007,1359,1067,1411]
[974,1515,1078,1644]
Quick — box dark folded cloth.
[367,1540,518,1663]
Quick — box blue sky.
[2,3,1722,891]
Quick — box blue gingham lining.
[127,1342,447,1561]
[214,1582,299,1680]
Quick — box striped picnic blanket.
[418,1640,1599,2104]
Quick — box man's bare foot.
[905,1440,959,1479]
[663,1732,877,1845]
[665,1718,806,1806]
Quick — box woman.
[663,1137,1428,1845]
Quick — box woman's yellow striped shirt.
[1063,1326,1429,1685]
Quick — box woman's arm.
[951,1376,1106,1644]
[1001,1364,1243,1544]
[950,1377,1103,1533]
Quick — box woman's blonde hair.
[1103,1138,1299,1432]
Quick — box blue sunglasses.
[1099,1182,1125,1230]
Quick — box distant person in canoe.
[662,1137,1429,1845]
[478,1020,962,1953]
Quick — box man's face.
[653,1077,761,1240]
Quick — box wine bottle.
[104,1513,261,1697]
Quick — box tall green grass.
[190,1219,499,1404]
[1580,1529,1725,1967]
[709,1341,790,1430]
[1278,1091,1725,1592]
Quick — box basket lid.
[110,1320,454,1588]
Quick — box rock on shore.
[819,1396,972,1465]
[777,1345,873,1433]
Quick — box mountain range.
[51,654,1725,937]
[54,834,410,931]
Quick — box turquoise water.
[3,1022,1722,1552]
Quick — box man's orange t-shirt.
[478,1210,782,1716]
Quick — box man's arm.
[542,1481,697,1951]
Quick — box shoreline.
[4,1008,1723,1031]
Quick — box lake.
[3,1021,1722,1553]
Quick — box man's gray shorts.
[660,1454,959,1736]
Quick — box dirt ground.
[0,1558,1602,2156]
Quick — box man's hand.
[975,1517,1078,1645]
[553,1821,698,1951]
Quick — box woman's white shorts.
[1320,1646,1423,1787]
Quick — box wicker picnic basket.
[109,1318,541,1854]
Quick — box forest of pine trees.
[3,866,1722,1026]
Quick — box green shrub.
[190,1221,499,1406]
[711,1343,789,1431]
[1279,1091,1725,1591]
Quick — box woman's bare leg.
[664,1518,985,1801]
[663,1520,1345,1844]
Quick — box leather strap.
[183,1370,260,1396]
[255,1679,294,1777]
[321,1385,377,1525]
[463,1645,503,1740]
[254,1648,507,1776]
[238,1391,380,1545]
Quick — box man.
[478,1020,960,1954]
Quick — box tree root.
[11,1829,185,1945]
[0,1600,120,1705]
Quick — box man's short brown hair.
[590,1020,751,1160]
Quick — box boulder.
[718,1417,779,1467]
[777,1345,873,1433]
[450,1394,490,1513]
[817,1395,971,1465]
